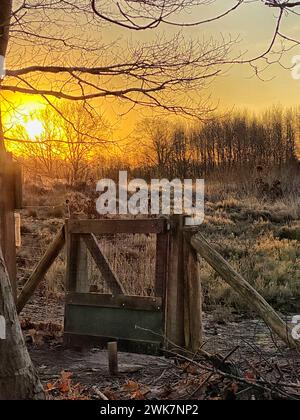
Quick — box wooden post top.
[0,152,22,210]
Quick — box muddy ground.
[21,291,300,400]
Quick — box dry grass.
[17,173,300,315]
[201,194,300,313]
[88,234,157,296]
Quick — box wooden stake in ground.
[107,342,118,375]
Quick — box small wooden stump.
[107,341,118,375]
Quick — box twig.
[92,386,109,400]
[188,346,240,398]
[164,349,300,400]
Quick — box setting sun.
[24,119,44,139]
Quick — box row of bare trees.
[13,106,299,185]
[136,108,298,180]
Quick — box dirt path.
[21,295,300,399]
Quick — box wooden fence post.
[0,152,22,300]
[165,215,185,349]
[65,219,88,293]
[155,230,169,298]
[183,230,203,352]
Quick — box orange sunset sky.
[3,1,300,142]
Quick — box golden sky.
[3,1,300,142]
[99,1,300,137]
[207,1,300,110]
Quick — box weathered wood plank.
[183,234,202,352]
[154,232,169,297]
[67,218,167,235]
[76,236,89,293]
[66,292,162,311]
[13,162,22,209]
[64,305,163,350]
[191,233,300,350]
[64,333,162,355]
[65,228,78,292]
[0,154,21,299]
[82,233,125,295]
[165,215,185,348]
[107,342,118,375]
[17,226,65,313]
[65,220,89,293]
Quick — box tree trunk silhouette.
[0,2,45,398]
[0,245,45,399]
[0,0,12,152]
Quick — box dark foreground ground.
[22,292,300,400]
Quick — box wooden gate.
[17,211,299,353]
[16,214,202,354]
[64,218,171,354]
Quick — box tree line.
[10,106,300,187]
[135,107,299,181]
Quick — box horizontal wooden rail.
[66,218,168,235]
[17,226,65,313]
[191,232,300,350]
[66,292,162,312]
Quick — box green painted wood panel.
[64,303,164,353]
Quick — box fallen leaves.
[21,318,63,346]
[122,380,149,399]
[28,328,44,345]
[245,370,257,384]
[123,380,140,392]
[46,382,56,391]
[45,371,89,400]
[181,362,199,375]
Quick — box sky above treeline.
[204,1,300,110]
[4,1,300,142]
[101,0,300,136]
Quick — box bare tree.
[2,1,300,143]
[139,118,174,177]
[11,106,64,178]
[10,102,107,183]
[170,125,193,178]
[0,1,233,135]
[59,102,107,185]
[0,0,12,152]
